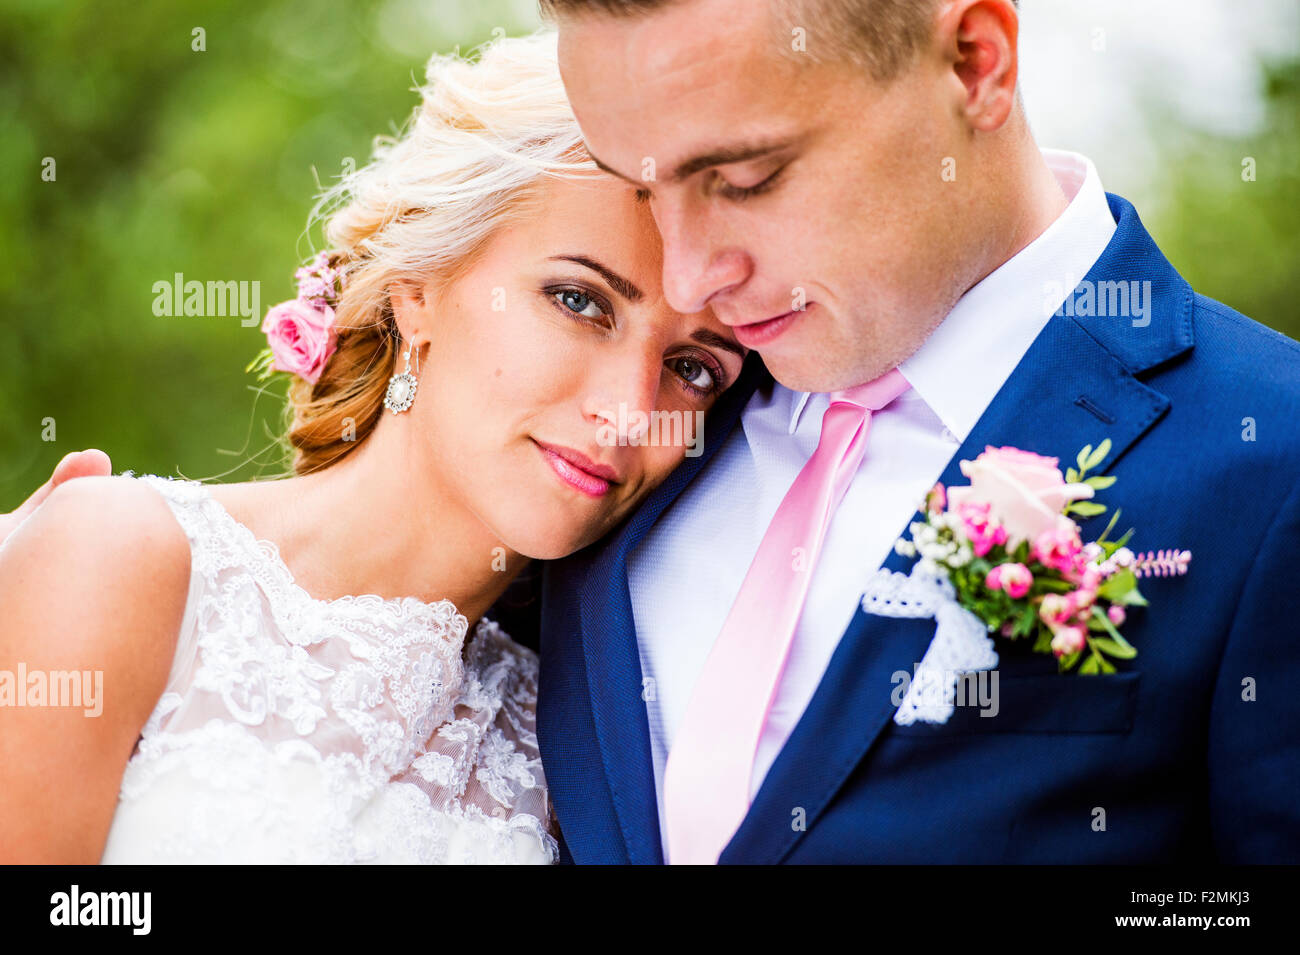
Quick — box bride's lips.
[533,439,621,498]
[730,305,809,348]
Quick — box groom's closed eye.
[707,163,788,202]
[589,134,802,191]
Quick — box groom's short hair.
[540,0,1017,82]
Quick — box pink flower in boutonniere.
[1032,524,1085,575]
[1040,588,1095,631]
[986,562,1033,599]
[956,500,1008,557]
[1037,593,1062,622]
[893,438,1192,674]
[948,445,1095,549]
[1050,625,1088,658]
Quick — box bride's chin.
[504,529,595,563]
[496,508,614,562]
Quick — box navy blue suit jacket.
[533,194,1300,864]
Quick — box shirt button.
[941,428,958,444]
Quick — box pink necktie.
[663,367,910,864]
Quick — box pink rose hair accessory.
[246,252,346,385]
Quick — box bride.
[0,32,745,864]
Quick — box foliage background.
[1,0,1296,507]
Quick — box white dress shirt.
[626,149,1118,859]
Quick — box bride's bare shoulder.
[13,474,191,565]
[0,474,191,673]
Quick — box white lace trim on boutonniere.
[860,563,999,725]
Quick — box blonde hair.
[285,31,592,474]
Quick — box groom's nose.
[653,198,752,314]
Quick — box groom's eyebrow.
[589,136,801,186]
[669,137,801,182]
[550,255,643,302]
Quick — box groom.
[532,0,1300,863]
[8,0,1298,864]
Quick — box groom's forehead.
[556,4,809,165]
[555,0,784,93]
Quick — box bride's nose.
[581,350,662,443]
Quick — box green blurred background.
[1,0,1297,508]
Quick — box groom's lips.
[728,306,808,348]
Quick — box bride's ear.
[389,277,437,347]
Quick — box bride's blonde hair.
[285,31,592,474]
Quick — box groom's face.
[557,0,981,392]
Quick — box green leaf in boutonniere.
[1035,578,1075,593]
[1066,500,1108,518]
[1090,637,1137,660]
[1097,569,1149,607]
[1081,438,1112,473]
[1014,602,1038,638]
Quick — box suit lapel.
[572,354,769,864]
[721,193,1195,864]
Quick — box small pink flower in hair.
[254,252,346,384]
[294,252,344,305]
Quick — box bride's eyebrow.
[690,328,746,360]
[549,254,643,303]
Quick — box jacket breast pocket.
[889,671,1141,736]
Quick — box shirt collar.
[787,149,1117,438]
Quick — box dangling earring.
[384,343,419,414]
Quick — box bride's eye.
[668,355,721,396]
[553,288,609,322]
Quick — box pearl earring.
[383,344,419,414]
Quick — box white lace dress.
[99,474,556,864]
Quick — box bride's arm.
[0,476,189,863]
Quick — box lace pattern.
[861,563,999,726]
[100,474,555,864]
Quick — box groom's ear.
[938,0,1020,133]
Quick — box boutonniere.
[892,440,1191,674]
